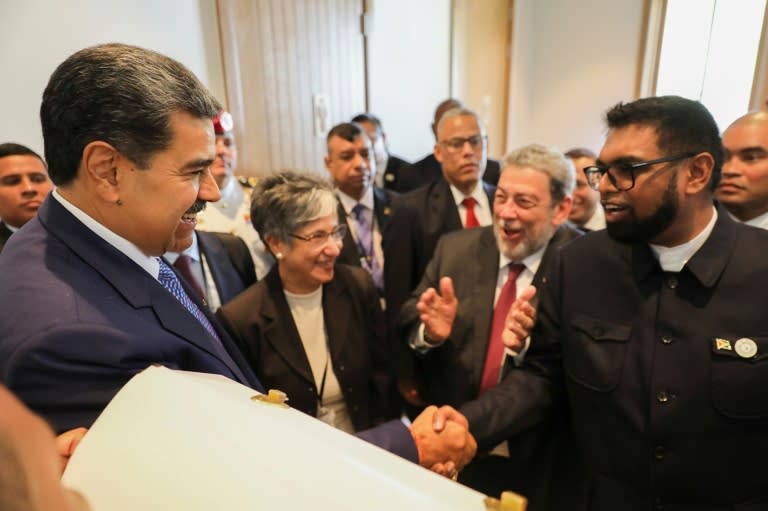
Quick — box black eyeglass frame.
[583,152,698,191]
[288,224,348,244]
[439,134,488,152]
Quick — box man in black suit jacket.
[325,122,397,297]
[0,143,52,253]
[394,99,501,192]
[165,230,256,310]
[461,96,768,509]
[351,113,410,191]
[384,107,496,345]
[401,144,579,506]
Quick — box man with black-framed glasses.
[457,95,768,509]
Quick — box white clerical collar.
[650,206,717,272]
[4,223,19,233]
[498,238,548,275]
[52,189,160,278]
[337,186,374,214]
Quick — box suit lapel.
[373,187,395,231]
[337,200,362,267]
[432,180,462,232]
[322,277,350,366]
[197,231,239,302]
[39,198,248,380]
[260,270,316,386]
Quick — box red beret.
[212,111,234,134]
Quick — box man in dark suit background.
[0,143,52,253]
[401,144,580,506]
[395,98,501,192]
[461,96,768,509]
[164,230,256,311]
[351,113,410,192]
[0,43,476,471]
[325,122,397,298]
[383,106,496,408]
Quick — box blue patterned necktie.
[352,203,384,292]
[157,258,222,345]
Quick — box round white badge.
[734,338,758,359]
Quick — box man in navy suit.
[0,43,475,473]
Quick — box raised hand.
[502,285,537,352]
[415,277,458,344]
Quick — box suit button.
[654,446,666,460]
[661,336,673,344]
[666,276,678,289]
[657,390,669,403]
[339,364,345,372]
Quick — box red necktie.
[173,254,205,301]
[479,263,526,392]
[462,197,479,228]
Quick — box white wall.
[0,0,225,156]
[365,0,452,161]
[507,0,646,156]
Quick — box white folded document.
[62,366,486,510]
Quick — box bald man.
[718,111,768,228]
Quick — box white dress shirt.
[448,182,493,227]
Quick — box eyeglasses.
[583,152,697,191]
[289,224,347,246]
[440,134,487,153]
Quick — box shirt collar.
[337,186,374,214]
[52,189,160,278]
[650,206,717,272]
[731,209,768,230]
[498,238,548,275]
[448,181,485,209]
[164,231,200,264]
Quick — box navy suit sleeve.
[355,419,418,462]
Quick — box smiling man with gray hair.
[399,143,581,501]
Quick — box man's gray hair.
[435,107,486,139]
[503,144,575,203]
[251,170,337,246]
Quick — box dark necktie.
[173,254,205,301]
[158,259,220,343]
[480,263,526,392]
[352,203,384,292]
[462,197,479,228]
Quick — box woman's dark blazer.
[216,264,397,431]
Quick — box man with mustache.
[467,96,768,509]
[399,144,580,503]
[324,122,397,297]
[717,110,768,228]
[0,143,52,253]
[0,43,476,474]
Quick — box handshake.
[409,405,477,478]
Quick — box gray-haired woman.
[217,171,397,432]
